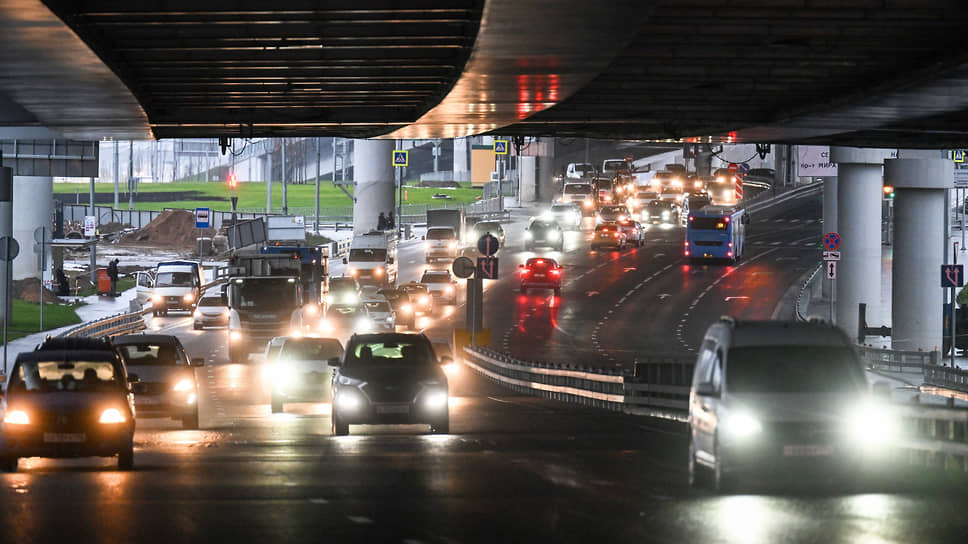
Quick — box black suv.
[1,337,136,471]
[524,219,564,251]
[329,333,452,436]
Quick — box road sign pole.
[39,228,45,331]
[953,243,958,367]
[3,242,9,375]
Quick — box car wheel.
[193,322,202,330]
[0,455,18,473]
[270,394,284,414]
[430,414,450,434]
[182,409,199,429]
[332,412,349,436]
[118,441,134,470]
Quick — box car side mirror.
[695,382,718,397]
[328,357,342,367]
[191,357,206,367]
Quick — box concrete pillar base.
[352,139,396,236]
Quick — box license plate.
[375,404,409,415]
[136,396,160,405]
[534,274,545,278]
[783,444,834,457]
[44,433,86,443]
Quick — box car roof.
[724,320,851,348]
[112,334,183,347]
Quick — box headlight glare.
[725,411,762,438]
[846,401,897,448]
[336,391,362,412]
[3,410,30,425]
[173,378,194,392]
[423,390,449,410]
[99,408,126,424]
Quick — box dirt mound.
[10,278,61,304]
[120,209,214,250]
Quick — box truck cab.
[344,230,397,286]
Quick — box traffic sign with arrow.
[826,261,837,279]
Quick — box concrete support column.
[13,176,54,280]
[537,137,556,203]
[0,167,12,323]
[831,147,893,339]
[352,139,396,236]
[821,176,838,298]
[453,137,468,178]
[886,158,952,352]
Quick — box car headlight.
[341,294,358,305]
[419,296,429,306]
[151,294,163,304]
[423,389,449,411]
[448,241,457,249]
[193,310,201,319]
[3,409,30,425]
[173,378,195,392]
[99,408,126,424]
[385,316,394,323]
[335,390,363,412]
[230,330,242,341]
[845,401,897,448]
[583,199,593,208]
[661,210,670,219]
[318,319,333,333]
[374,267,384,276]
[524,231,533,240]
[724,411,762,438]
[401,303,412,314]
[290,328,304,338]
[445,285,455,294]
[183,293,194,303]
[357,318,372,331]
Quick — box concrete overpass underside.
[2,1,968,147]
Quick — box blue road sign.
[392,150,409,167]
[955,150,966,163]
[738,162,750,174]
[477,234,500,257]
[195,207,211,229]
[493,140,508,155]
[477,257,499,280]
[822,232,840,251]
[942,264,964,288]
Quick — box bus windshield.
[690,217,729,230]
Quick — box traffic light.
[883,185,894,199]
[228,172,238,189]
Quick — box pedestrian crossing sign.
[393,150,408,167]
[493,140,508,155]
[955,150,966,163]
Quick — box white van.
[344,230,397,286]
[688,318,895,492]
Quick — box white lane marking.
[347,516,373,525]
[724,296,750,301]
[657,293,670,300]
[309,498,329,504]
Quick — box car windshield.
[401,284,428,294]
[550,205,575,213]
[232,278,298,308]
[345,339,437,367]
[529,221,557,230]
[690,217,729,230]
[725,346,868,393]
[601,206,626,214]
[329,305,363,319]
[564,184,592,194]
[421,273,450,283]
[473,222,501,232]
[426,229,455,240]
[330,278,357,292]
[156,272,194,287]
[198,297,223,307]
[118,343,184,366]
[348,248,387,262]
[279,338,343,361]
[11,360,121,392]
[364,301,392,313]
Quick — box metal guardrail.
[795,263,822,321]
[924,364,968,392]
[857,345,939,373]
[463,345,968,469]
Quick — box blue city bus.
[684,205,747,263]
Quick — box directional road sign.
[941,264,964,288]
[477,257,499,280]
[822,232,841,251]
[738,162,750,175]
[0,236,19,261]
[493,140,508,155]
[823,251,840,261]
[195,207,211,229]
[477,234,500,257]
[392,150,409,167]
[825,260,837,280]
[452,256,475,279]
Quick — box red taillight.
[521,268,531,275]
[728,242,733,248]
[688,216,694,221]
[536,259,544,265]
[684,250,690,256]
[550,269,561,277]
[725,216,731,223]
[614,233,621,238]
[684,241,689,246]
[727,251,733,257]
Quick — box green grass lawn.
[55,181,482,212]
[3,299,83,341]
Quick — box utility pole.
[113,140,119,209]
[315,137,321,234]
[263,139,273,216]
[282,138,288,215]
[128,141,134,210]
